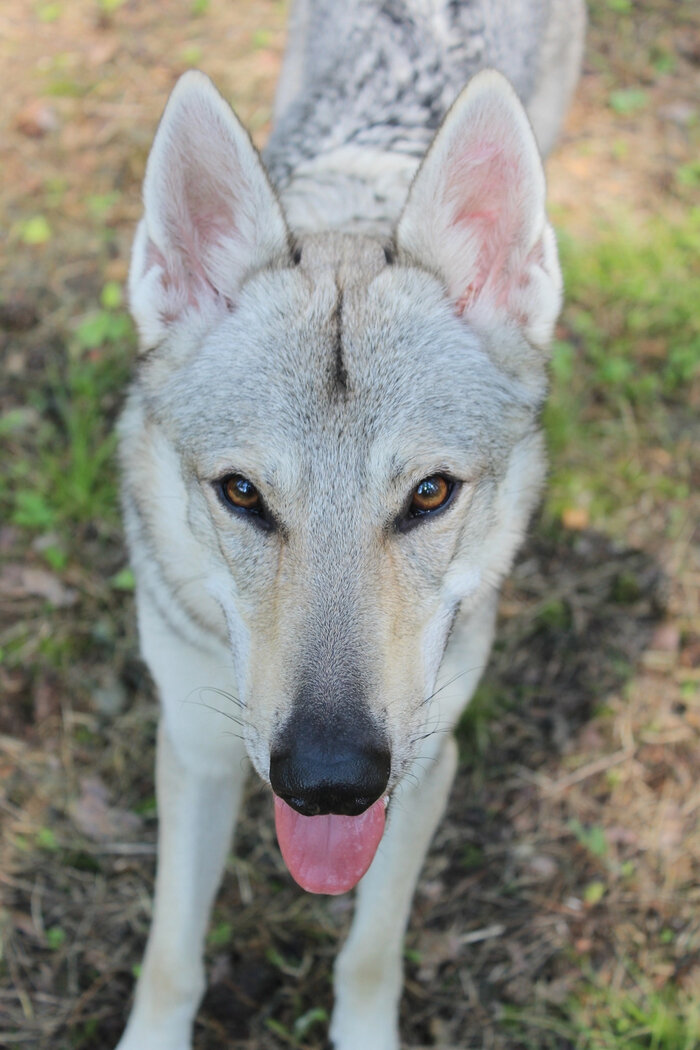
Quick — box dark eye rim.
[396,475,461,533]
[215,474,274,530]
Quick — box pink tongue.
[274,796,386,895]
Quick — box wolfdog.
[116,1,584,1046]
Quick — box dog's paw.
[330,1006,399,1050]
[115,1022,191,1050]
[116,1037,191,1050]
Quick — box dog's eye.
[397,474,457,532]
[410,475,452,514]
[221,474,262,512]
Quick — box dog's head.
[122,71,561,891]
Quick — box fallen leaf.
[561,506,589,531]
[649,623,680,653]
[11,912,40,939]
[680,634,700,669]
[0,564,77,607]
[416,929,463,981]
[14,99,58,138]
[69,776,141,842]
[0,295,40,331]
[33,675,62,723]
[525,854,558,880]
[86,40,118,66]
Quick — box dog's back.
[266,0,585,233]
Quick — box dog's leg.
[116,600,247,1050]
[331,735,458,1050]
[116,722,244,1050]
[331,602,497,1050]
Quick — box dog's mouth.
[273,795,388,895]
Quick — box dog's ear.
[396,70,561,350]
[129,71,289,349]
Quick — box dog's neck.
[269,146,419,237]
[261,0,546,236]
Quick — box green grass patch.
[568,818,608,860]
[180,44,203,67]
[568,973,700,1050]
[456,680,510,758]
[252,29,271,49]
[36,827,60,851]
[207,920,233,949]
[46,926,66,950]
[19,215,52,245]
[558,208,700,406]
[96,0,126,13]
[676,161,700,190]
[0,301,134,542]
[110,567,135,591]
[293,1007,328,1041]
[507,970,700,1050]
[87,191,121,220]
[545,207,699,525]
[609,89,648,116]
[36,2,63,23]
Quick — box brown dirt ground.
[1,2,699,1049]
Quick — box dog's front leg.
[116,720,245,1050]
[330,734,458,1050]
[116,594,247,1050]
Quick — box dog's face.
[122,71,560,839]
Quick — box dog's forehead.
[156,231,523,478]
[261,231,490,421]
[295,231,389,286]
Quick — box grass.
[509,971,700,1050]
[456,679,511,759]
[572,979,700,1050]
[553,208,700,411]
[562,210,700,401]
[544,205,700,527]
[0,295,134,680]
[0,295,134,545]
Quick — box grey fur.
[115,4,585,1048]
[267,0,584,234]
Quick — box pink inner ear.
[181,166,240,273]
[150,92,252,316]
[143,237,191,317]
[181,169,240,252]
[446,139,526,313]
[154,160,244,315]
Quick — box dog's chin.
[273,794,389,895]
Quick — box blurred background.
[0,1,699,1047]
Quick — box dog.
[115,1,585,1047]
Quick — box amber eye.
[410,475,453,515]
[221,474,262,512]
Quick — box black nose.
[269,715,391,817]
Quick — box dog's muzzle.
[269,704,391,894]
[269,734,390,817]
